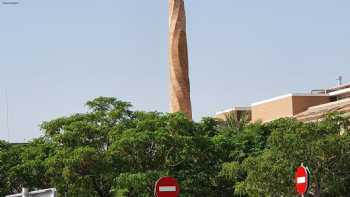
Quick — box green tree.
[39,97,133,196]
[217,121,271,196]
[3,97,349,197]
[34,97,227,196]
[109,112,225,196]
[226,115,350,197]
[0,140,12,196]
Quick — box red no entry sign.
[295,164,309,196]
[154,177,180,197]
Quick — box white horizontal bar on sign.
[159,186,176,192]
[297,177,306,184]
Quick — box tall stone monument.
[169,0,192,120]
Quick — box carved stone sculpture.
[169,0,192,120]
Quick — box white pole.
[22,188,29,197]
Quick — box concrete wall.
[252,95,330,123]
[292,96,330,115]
[252,96,294,122]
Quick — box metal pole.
[22,188,29,197]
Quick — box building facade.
[216,84,350,122]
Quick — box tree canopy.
[0,97,349,197]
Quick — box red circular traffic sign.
[154,177,180,197]
[295,165,309,195]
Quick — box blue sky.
[0,0,350,142]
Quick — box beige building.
[216,84,350,122]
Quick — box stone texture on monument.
[169,0,192,120]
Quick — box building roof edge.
[251,93,328,106]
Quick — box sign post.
[295,163,310,197]
[154,177,180,197]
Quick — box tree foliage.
[0,97,349,197]
[221,115,350,197]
